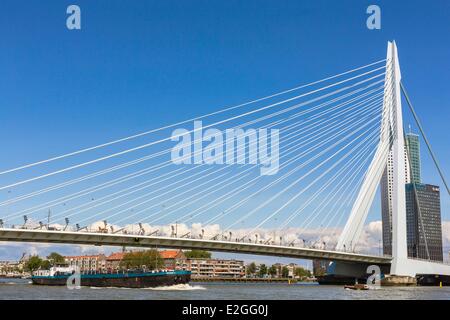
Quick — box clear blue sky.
[0,1,449,229]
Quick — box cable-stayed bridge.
[0,41,449,279]
[0,228,390,266]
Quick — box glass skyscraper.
[381,130,443,261]
[406,183,443,262]
[405,133,421,183]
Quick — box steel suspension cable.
[0,59,385,176]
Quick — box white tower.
[387,41,409,275]
[336,42,399,253]
[336,42,450,278]
[337,41,408,275]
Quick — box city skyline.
[0,1,449,275]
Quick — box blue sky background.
[0,1,449,261]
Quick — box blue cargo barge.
[32,266,191,288]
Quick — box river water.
[0,278,449,300]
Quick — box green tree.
[258,264,267,278]
[281,266,289,278]
[184,250,211,259]
[246,262,257,276]
[41,260,51,269]
[25,255,43,272]
[47,252,65,264]
[294,267,311,278]
[120,250,164,270]
[268,265,277,277]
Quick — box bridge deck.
[0,228,391,265]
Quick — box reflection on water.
[0,278,449,300]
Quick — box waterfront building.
[160,250,186,269]
[105,250,186,270]
[0,252,29,276]
[0,260,24,276]
[182,259,245,278]
[105,252,125,269]
[64,254,107,271]
[405,183,443,262]
[63,250,245,277]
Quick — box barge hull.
[32,272,191,288]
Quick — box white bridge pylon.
[337,41,450,277]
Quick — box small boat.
[344,284,369,290]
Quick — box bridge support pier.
[323,258,450,285]
[318,261,391,286]
[322,261,417,286]
[326,261,380,278]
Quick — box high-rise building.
[405,183,443,262]
[405,133,421,183]
[380,134,414,256]
[381,130,444,261]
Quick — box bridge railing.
[0,223,391,258]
